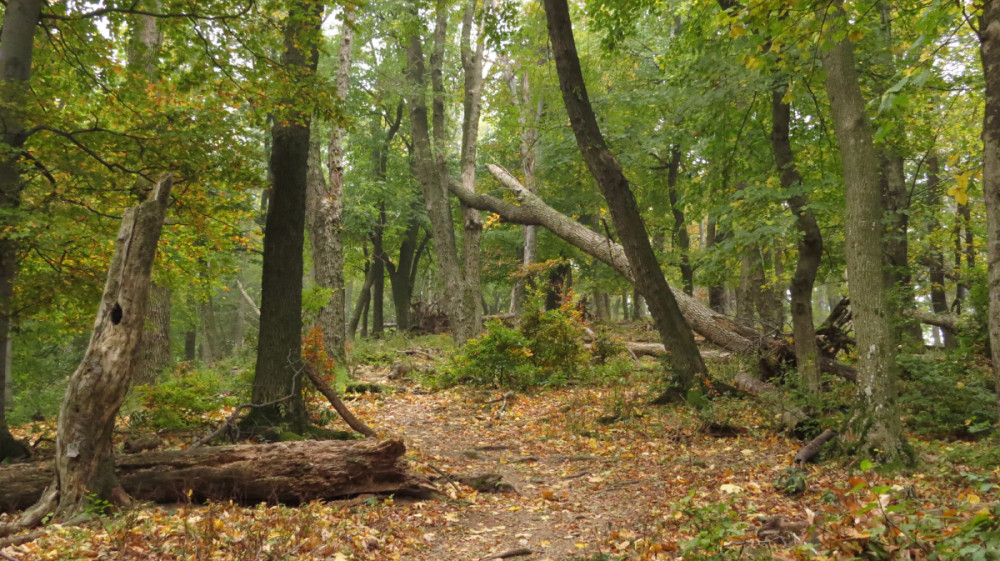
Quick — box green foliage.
[775,467,808,496]
[897,351,997,438]
[673,491,746,561]
[438,320,538,390]
[128,363,242,430]
[519,299,587,382]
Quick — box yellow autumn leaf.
[948,184,969,206]
[968,493,982,505]
[730,24,746,39]
[848,29,864,42]
[781,88,795,104]
[955,170,971,189]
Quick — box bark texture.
[924,152,955,347]
[248,1,322,429]
[404,0,471,343]
[979,0,1000,421]
[542,0,707,397]
[772,81,823,393]
[0,0,42,463]
[820,2,911,464]
[42,176,174,519]
[133,283,172,384]
[0,439,432,513]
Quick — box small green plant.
[673,490,747,560]
[897,351,997,439]
[519,296,587,382]
[129,365,240,430]
[775,467,808,496]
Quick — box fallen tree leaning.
[0,439,434,514]
[451,166,856,381]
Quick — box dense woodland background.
[2,0,1000,557]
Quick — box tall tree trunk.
[542,0,708,398]
[305,8,352,367]
[247,1,322,430]
[349,263,376,339]
[706,217,728,313]
[200,291,221,363]
[820,1,911,463]
[664,146,694,295]
[0,0,41,462]
[506,62,544,314]
[404,0,470,343]
[925,152,955,347]
[772,81,824,392]
[127,0,172,386]
[978,0,1000,421]
[458,0,489,335]
[39,176,173,520]
[371,217,385,337]
[184,330,196,362]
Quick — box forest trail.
[348,363,812,560]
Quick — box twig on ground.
[424,463,462,496]
[478,547,534,561]
[1,550,21,561]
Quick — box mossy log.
[0,439,433,514]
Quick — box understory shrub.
[897,351,996,438]
[441,320,537,389]
[128,362,242,430]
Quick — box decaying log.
[0,439,433,514]
[794,428,836,466]
[451,167,856,381]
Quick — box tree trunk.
[458,0,488,335]
[349,263,377,339]
[199,290,221,364]
[706,217,728,313]
[924,152,955,348]
[506,63,544,314]
[247,1,322,430]
[371,226,386,337]
[453,159,857,383]
[665,145,694,295]
[771,81,823,392]
[0,439,431,514]
[29,176,174,522]
[0,0,42,464]
[978,0,1000,421]
[133,283,172,385]
[821,1,911,464]
[404,0,470,343]
[386,217,424,332]
[542,0,708,398]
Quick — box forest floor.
[2,346,998,560]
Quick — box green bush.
[520,299,587,381]
[440,321,538,390]
[128,365,240,430]
[897,351,996,438]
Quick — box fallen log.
[451,167,856,381]
[794,428,836,466]
[903,309,963,331]
[0,439,433,514]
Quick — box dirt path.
[347,366,798,561]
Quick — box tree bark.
[133,283,172,384]
[820,0,911,464]
[199,290,222,363]
[978,0,1000,421]
[924,152,955,347]
[0,439,432,514]
[542,0,708,399]
[771,82,823,392]
[665,146,694,295]
[349,262,377,339]
[305,5,352,366]
[33,175,174,521]
[247,1,322,430]
[458,0,489,335]
[404,0,470,343]
[706,217,728,313]
[0,0,43,463]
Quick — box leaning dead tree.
[450,166,853,379]
[2,175,173,535]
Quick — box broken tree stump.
[0,439,433,513]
